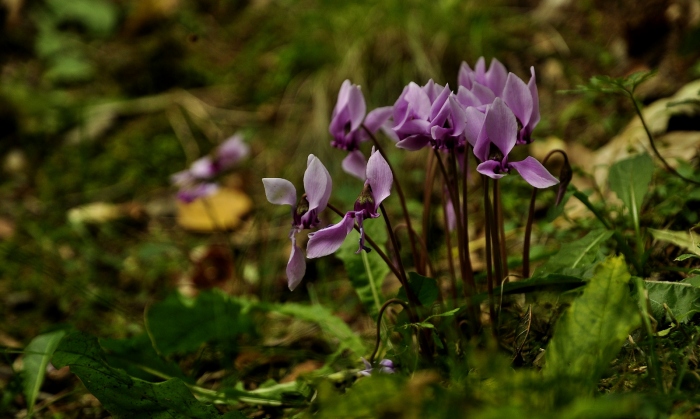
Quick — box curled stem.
[369,298,410,364]
[628,91,700,186]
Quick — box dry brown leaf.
[176,187,252,231]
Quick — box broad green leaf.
[534,230,613,278]
[682,276,700,287]
[145,290,253,356]
[52,332,221,419]
[545,256,641,389]
[23,330,66,416]
[259,302,365,356]
[608,153,654,228]
[649,228,700,255]
[101,334,189,382]
[336,220,389,319]
[645,280,700,323]
[397,272,439,306]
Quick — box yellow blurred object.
[176,188,252,232]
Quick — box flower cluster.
[330,58,557,189]
[264,57,558,291]
[171,134,250,202]
[262,150,392,290]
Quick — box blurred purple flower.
[472,98,558,189]
[262,155,332,290]
[330,80,395,150]
[359,358,396,376]
[306,148,392,258]
[171,170,219,203]
[172,134,249,203]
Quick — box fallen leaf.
[176,187,252,231]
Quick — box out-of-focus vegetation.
[2,0,700,417]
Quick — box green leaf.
[22,330,67,416]
[336,220,389,319]
[676,254,700,261]
[52,332,221,419]
[545,256,641,390]
[259,302,365,356]
[145,290,252,356]
[396,272,439,306]
[608,153,654,227]
[101,334,189,382]
[534,230,614,278]
[682,276,700,287]
[645,280,700,323]
[649,228,700,255]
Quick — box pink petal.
[306,212,356,258]
[190,156,216,179]
[396,134,431,151]
[304,155,332,212]
[464,107,486,148]
[262,178,297,206]
[485,58,508,96]
[347,83,367,131]
[286,238,306,291]
[364,106,393,133]
[510,156,559,188]
[484,98,517,157]
[502,73,533,130]
[526,66,540,134]
[217,134,249,169]
[458,61,474,89]
[476,160,507,179]
[342,150,367,181]
[366,148,393,209]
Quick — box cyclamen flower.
[171,134,250,203]
[306,148,392,258]
[393,80,467,151]
[329,80,396,151]
[472,98,558,189]
[359,358,396,376]
[458,58,540,145]
[262,155,332,290]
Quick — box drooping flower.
[359,358,396,376]
[262,155,332,290]
[392,80,467,151]
[306,148,392,258]
[458,58,540,145]
[329,80,396,150]
[472,98,558,189]
[171,134,250,203]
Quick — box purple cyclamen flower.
[458,57,508,97]
[393,80,466,151]
[458,58,540,145]
[359,358,396,376]
[262,155,332,290]
[329,80,396,150]
[171,134,249,203]
[472,98,558,189]
[306,148,392,258]
[171,170,218,203]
